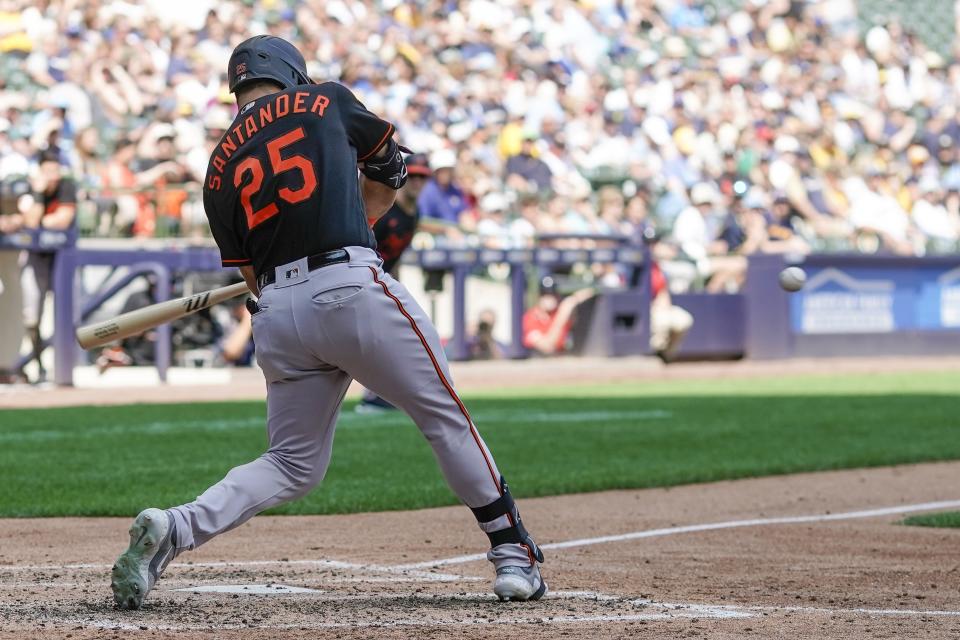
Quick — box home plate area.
[3,560,752,634]
[9,557,960,636]
[4,467,960,638]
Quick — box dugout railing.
[1,230,650,386]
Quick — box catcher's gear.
[228,35,313,94]
[360,138,409,190]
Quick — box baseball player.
[110,35,546,610]
[371,152,431,274]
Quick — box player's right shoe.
[493,563,547,601]
[111,508,178,610]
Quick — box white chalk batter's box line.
[6,498,959,577]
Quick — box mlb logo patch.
[235,62,247,75]
[274,257,309,288]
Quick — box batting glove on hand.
[361,138,409,190]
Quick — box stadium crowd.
[2,0,960,296]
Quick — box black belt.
[257,249,350,289]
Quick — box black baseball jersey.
[203,82,395,276]
[372,200,419,272]
[43,177,77,216]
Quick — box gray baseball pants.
[168,247,533,568]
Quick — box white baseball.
[778,266,806,292]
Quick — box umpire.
[110,35,546,610]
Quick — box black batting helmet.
[227,35,313,94]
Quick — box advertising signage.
[790,265,960,334]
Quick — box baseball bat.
[76,281,250,350]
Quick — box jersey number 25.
[234,126,318,230]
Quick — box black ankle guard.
[471,477,544,563]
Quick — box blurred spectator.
[649,254,693,363]
[467,308,505,360]
[522,278,595,356]
[508,194,542,247]
[911,177,960,248]
[671,183,747,293]
[505,131,552,194]
[596,186,629,236]
[475,192,512,248]
[418,149,467,226]
[18,147,76,382]
[137,125,192,236]
[845,169,917,255]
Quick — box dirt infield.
[1,462,959,639]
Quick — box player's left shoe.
[111,508,178,610]
[493,563,547,601]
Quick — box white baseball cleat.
[111,508,178,610]
[493,563,547,601]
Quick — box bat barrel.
[75,282,250,350]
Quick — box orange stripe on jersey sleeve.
[357,123,395,162]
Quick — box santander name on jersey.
[207,90,332,191]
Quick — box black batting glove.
[361,138,408,190]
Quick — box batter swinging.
[110,35,546,609]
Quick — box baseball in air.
[778,266,807,292]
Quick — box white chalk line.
[392,499,960,569]
[4,499,957,581]
[749,605,960,617]
[0,582,88,589]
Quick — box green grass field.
[1,371,958,518]
[901,511,960,528]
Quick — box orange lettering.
[258,103,274,127]
[207,174,221,190]
[220,136,237,158]
[213,155,225,173]
[311,94,330,116]
[232,124,245,145]
[294,91,308,113]
[275,94,290,118]
[245,115,258,139]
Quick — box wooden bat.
[76,282,250,350]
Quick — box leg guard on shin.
[470,477,544,563]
